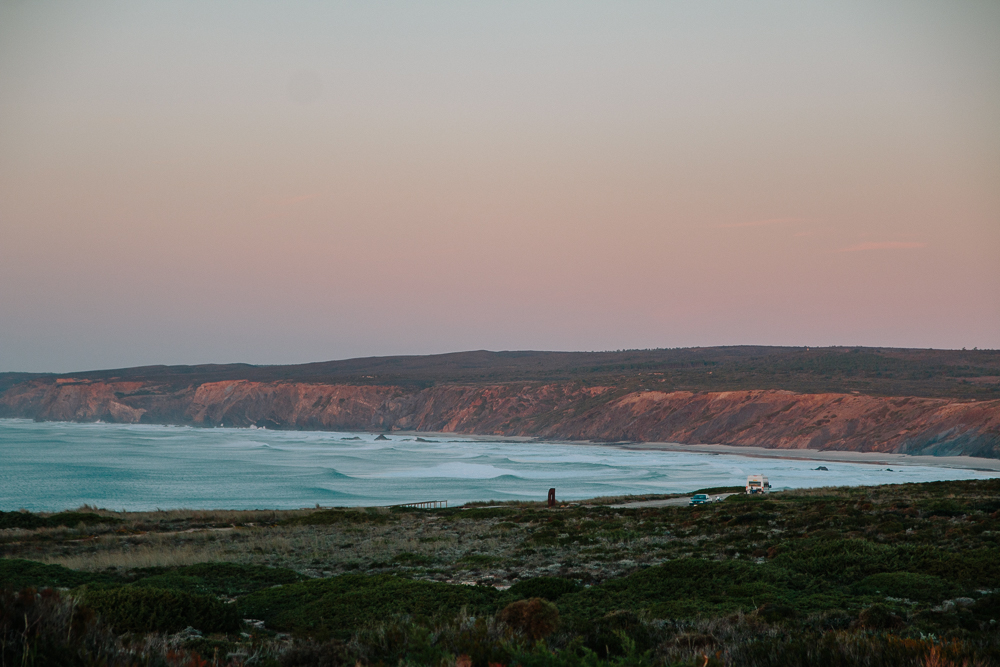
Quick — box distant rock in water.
[815,466,829,471]
[341,436,361,441]
[375,434,389,441]
[415,437,436,443]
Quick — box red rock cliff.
[1,379,998,458]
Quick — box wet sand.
[391,430,1000,472]
[614,441,1000,472]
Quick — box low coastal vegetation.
[4,346,999,399]
[2,479,1000,665]
[5,348,998,457]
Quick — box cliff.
[2,377,998,458]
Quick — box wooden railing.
[390,500,448,509]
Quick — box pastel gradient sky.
[1,1,998,372]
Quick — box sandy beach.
[614,441,1000,472]
[391,430,1000,472]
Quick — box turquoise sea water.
[1,419,996,511]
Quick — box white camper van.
[746,475,770,494]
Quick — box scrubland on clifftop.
[3,479,1000,665]
[2,347,999,458]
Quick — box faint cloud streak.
[277,193,324,206]
[838,241,927,252]
[717,217,805,229]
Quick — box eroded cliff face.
[1,379,998,458]
[527,390,1000,457]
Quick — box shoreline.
[612,441,1000,472]
[4,418,1000,478]
[389,429,1000,472]
[6,419,997,473]
[3,417,999,512]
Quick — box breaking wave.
[0,419,996,511]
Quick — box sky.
[1,1,998,373]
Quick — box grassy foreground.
[2,479,1000,666]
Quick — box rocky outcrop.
[524,390,1000,457]
[0,380,150,424]
[1,379,998,458]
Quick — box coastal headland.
[2,346,999,458]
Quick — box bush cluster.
[82,585,240,634]
[3,478,1000,664]
[0,510,116,530]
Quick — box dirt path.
[611,492,738,508]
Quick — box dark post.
[547,488,556,507]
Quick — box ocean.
[1,419,995,511]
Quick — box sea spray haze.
[1,420,996,512]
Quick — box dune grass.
[2,479,1000,665]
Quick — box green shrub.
[393,552,436,566]
[905,547,1000,588]
[82,585,240,633]
[279,639,349,667]
[579,609,657,658]
[1,587,235,667]
[351,612,522,667]
[0,587,107,667]
[181,636,238,661]
[459,507,518,519]
[237,573,499,640]
[0,558,115,589]
[557,559,813,624]
[753,602,798,623]
[527,529,559,546]
[45,512,118,528]
[971,592,1000,621]
[0,511,44,530]
[132,561,304,596]
[768,538,902,584]
[504,637,660,666]
[283,509,390,526]
[459,554,500,566]
[853,572,955,603]
[857,603,905,630]
[875,519,905,534]
[0,511,116,530]
[919,500,966,518]
[498,598,560,640]
[503,576,581,603]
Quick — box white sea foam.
[0,418,996,511]
[379,462,521,479]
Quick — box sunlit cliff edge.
[2,348,999,458]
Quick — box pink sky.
[1,2,998,372]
